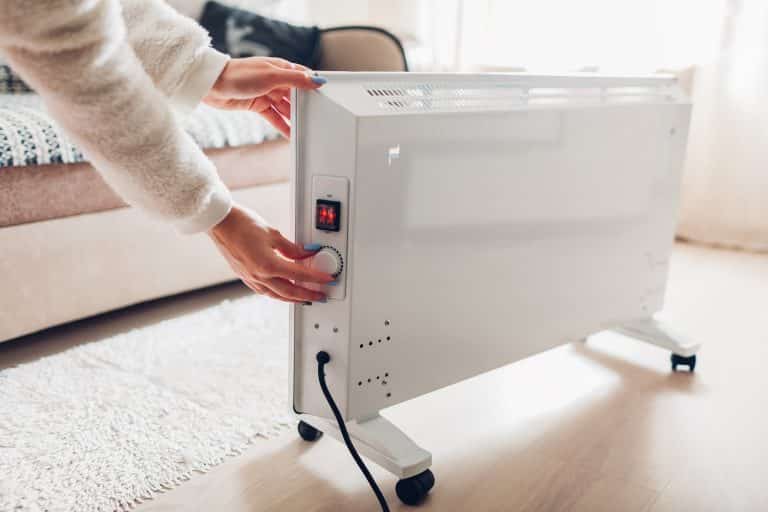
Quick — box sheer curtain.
[373,0,767,251]
[677,0,768,251]
[415,0,725,72]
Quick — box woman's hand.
[203,57,326,137]
[209,204,334,303]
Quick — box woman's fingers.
[263,57,311,72]
[239,269,299,303]
[266,67,325,90]
[248,274,320,304]
[245,280,285,300]
[273,98,291,121]
[271,231,317,260]
[246,96,273,112]
[241,279,266,294]
[239,266,302,303]
[269,256,334,285]
[262,277,325,302]
[259,105,291,137]
[268,88,289,103]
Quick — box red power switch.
[315,200,341,232]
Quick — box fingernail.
[303,243,322,251]
[311,75,327,85]
[327,281,338,286]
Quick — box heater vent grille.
[365,82,675,112]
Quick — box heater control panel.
[310,176,348,300]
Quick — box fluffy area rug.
[0,296,291,511]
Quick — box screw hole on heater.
[333,327,339,333]
[314,323,319,329]
[376,376,380,380]
[359,344,363,349]
[358,381,362,386]
[369,341,373,346]
[384,320,390,326]
[385,372,389,377]
[386,392,392,398]
[378,339,382,343]
[368,378,372,383]
[386,336,391,341]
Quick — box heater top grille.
[365,82,678,113]
[310,72,687,117]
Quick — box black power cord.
[316,351,390,512]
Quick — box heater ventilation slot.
[365,82,675,112]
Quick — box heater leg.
[614,317,701,371]
[297,413,432,480]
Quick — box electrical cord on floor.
[316,351,391,512]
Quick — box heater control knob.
[311,246,344,278]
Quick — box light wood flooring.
[3,242,767,511]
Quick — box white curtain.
[399,0,726,72]
[678,0,768,252]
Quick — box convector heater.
[289,72,699,507]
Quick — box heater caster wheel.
[297,421,322,442]
[671,353,696,372]
[396,469,435,506]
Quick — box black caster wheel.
[297,420,322,442]
[671,353,696,372]
[395,469,435,506]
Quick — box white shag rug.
[0,296,292,512]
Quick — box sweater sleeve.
[120,0,230,116]
[0,0,232,233]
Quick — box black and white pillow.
[0,64,32,94]
[200,1,321,68]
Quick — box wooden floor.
[3,243,767,511]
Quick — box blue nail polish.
[311,75,327,85]
[327,281,338,286]
[303,243,322,251]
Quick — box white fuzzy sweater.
[0,0,232,233]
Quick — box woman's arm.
[0,0,333,302]
[120,0,230,115]
[0,0,229,233]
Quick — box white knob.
[311,246,343,277]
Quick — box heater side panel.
[290,90,358,419]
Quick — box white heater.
[289,72,699,506]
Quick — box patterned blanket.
[0,93,281,169]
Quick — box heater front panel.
[291,74,691,422]
[345,103,690,418]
